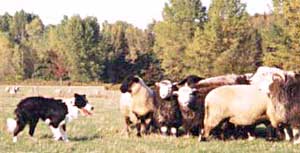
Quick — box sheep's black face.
[120,75,140,93]
[178,75,204,88]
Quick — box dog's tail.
[6,118,17,133]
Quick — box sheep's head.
[155,80,177,99]
[120,75,140,93]
[269,72,300,104]
[250,66,286,95]
[268,74,286,102]
[177,75,204,88]
[173,85,196,107]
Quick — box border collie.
[6,93,93,143]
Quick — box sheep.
[119,75,156,137]
[5,86,20,95]
[174,85,205,137]
[250,66,296,141]
[268,72,300,144]
[119,92,137,135]
[174,74,251,139]
[152,80,182,136]
[200,83,287,142]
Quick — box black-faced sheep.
[175,74,251,139]
[120,75,156,137]
[152,80,182,136]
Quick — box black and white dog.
[6,93,94,143]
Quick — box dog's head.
[73,93,94,116]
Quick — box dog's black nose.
[91,107,94,110]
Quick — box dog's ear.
[74,93,79,98]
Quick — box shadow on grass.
[40,133,102,141]
[69,134,102,141]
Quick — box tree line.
[0,0,299,84]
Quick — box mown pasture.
[0,85,300,153]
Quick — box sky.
[0,0,273,29]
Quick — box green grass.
[1,87,300,153]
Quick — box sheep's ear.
[192,88,197,92]
[133,77,140,83]
[172,82,178,86]
[272,73,284,82]
[155,82,160,87]
[173,91,179,96]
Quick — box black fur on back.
[15,96,68,128]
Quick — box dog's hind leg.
[13,119,26,143]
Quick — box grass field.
[1,86,300,153]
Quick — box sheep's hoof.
[137,133,141,137]
[266,137,275,141]
[199,137,207,142]
[247,136,255,141]
[293,138,300,145]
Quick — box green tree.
[153,0,206,80]
[263,0,300,70]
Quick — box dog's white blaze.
[7,118,17,133]
[50,126,63,141]
[84,103,93,112]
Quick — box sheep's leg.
[143,112,153,135]
[293,128,300,144]
[265,123,276,141]
[160,126,168,136]
[123,117,132,136]
[246,126,256,141]
[170,127,178,137]
[283,126,293,141]
[136,122,142,137]
[200,111,224,141]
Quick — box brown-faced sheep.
[120,75,156,137]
